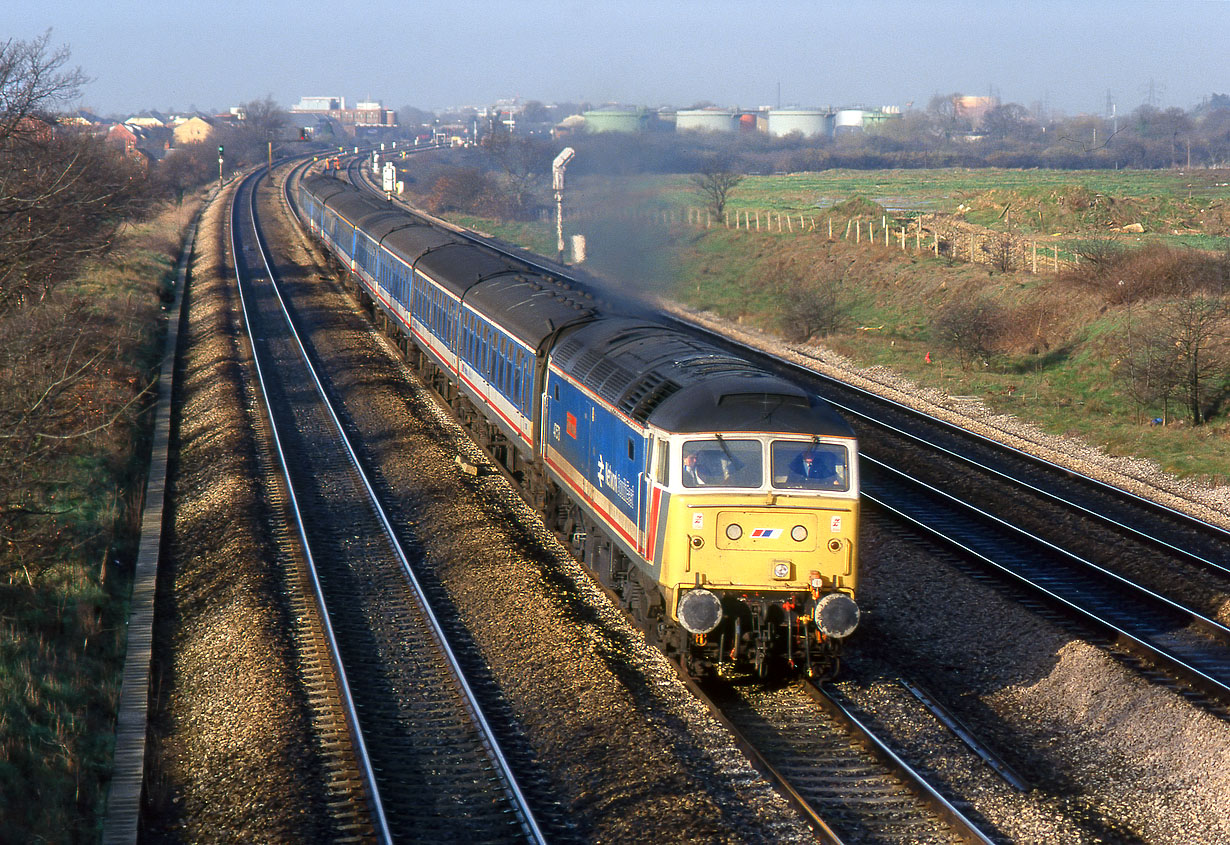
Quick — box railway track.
[690,675,998,844]
[231,163,546,842]
[863,456,1230,703]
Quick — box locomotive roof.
[550,317,853,436]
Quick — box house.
[107,122,170,166]
[172,115,215,145]
[60,110,106,128]
[124,110,169,128]
[12,115,56,142]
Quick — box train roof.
[355,209,421,243]
[415,242,519,296]
[300,174,356,206]
[311,180,389,225]
[380,223,460,267]
[302,173,600,349]
[550,317,853,436]
[466,273,598,348]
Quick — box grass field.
[610,168,1230,248]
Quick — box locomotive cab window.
[654,439,670,485]
[681,439,762,488]
[771,441,849,491]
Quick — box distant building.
[60,110,106,128]
[171,115,215,145]
[125,110,169,128]
[291,96,397,135]
[953,95,997,125]
[294,96,344,112]
[106,123,165,171]
[581,106,650,133]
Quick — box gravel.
[143,183,338,841]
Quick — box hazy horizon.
[10,0,1229,119]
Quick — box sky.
[9,0,1229,118]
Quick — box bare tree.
[931,297,1007,366]
[1119,294,1229,425]
[774,257,856,342]
[0,36,152,582]
[0,128,149,312]
[1117,309,1185,424]
[1161,294,1229,425]
[0,31,87,142]
[691,157,743,218]
[982,231,1016,272]
[486,135,547,220]
[1072,231,1125,274]
[239,93,286,139]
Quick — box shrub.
[931,297,1007,366]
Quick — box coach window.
[512,350,523,409]
[496,337,505,389]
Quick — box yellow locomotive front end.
[651,434,860,678]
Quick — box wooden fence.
[559,205,1072,275]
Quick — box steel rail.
[250,161,546,843]
[677,676,846,843]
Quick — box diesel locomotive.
[296,172,861,678]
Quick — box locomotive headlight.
[813,593,860,638]
[790,524,808,542]
[677,589,723,634]
[725,523,743,541]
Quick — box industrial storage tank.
[582,107,648,133]
[834,109,866,134]
[675,108,737,133]
[767,109,833,138]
